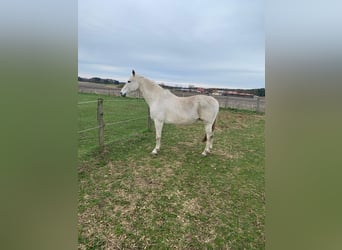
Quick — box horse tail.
[202,119,217,142]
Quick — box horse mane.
[136,75,166,93]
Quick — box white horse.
[120,70,219,156]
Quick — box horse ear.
[132,70,135,77]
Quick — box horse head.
[120,70,139,97]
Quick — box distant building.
[223,91,254,98]
[180,88,190,92]
[211,90,221,96]
[196,88,205,94]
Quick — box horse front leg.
[152,119,164,155]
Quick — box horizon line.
[78,74,265,90]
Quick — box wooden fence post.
[256,96,260,113]
[97,98,104,150]
[147,107,152,131]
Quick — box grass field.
[78,93,265,249]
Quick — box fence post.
[256,96,260,112]
[97,98,104,150]
[147,107,152,131]
[225,95,228,109]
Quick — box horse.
[120,70,219,156]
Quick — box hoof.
[201,149,211,156]
[151,149,158,155]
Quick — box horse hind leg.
[209,135,214,150]
[202,123,213,156]
[209,118,216,150]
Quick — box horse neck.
[138,77,164,106]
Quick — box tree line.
[78,76,265,96]
[78,76,125,85]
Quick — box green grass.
[78,93,148,158]
[78,93,265,249]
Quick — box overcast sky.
[78,0,264,89]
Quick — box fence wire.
[78,100,98,105]
[78,96,150,155]
[78,117,146,134]
[78,126,100,134]
[105,117,146,127]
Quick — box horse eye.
[128,81,131,83]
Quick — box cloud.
[79,0,264,88]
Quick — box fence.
[78,97,151,155]
[171,90,265,112]
[215,95,265,112]
[78,82,265,112]
[78,82,123,96]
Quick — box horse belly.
[164,108,198,124]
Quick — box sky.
[78,0,264,89]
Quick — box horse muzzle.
[120,92,126,97]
